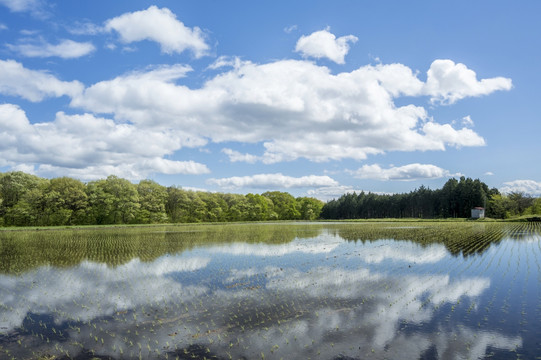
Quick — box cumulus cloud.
[422,122,486,148]
[71,59,502,165]
[221,148,259,164]
[0,60,83,101]
[7,39,96,58]
[349,163,456,181]
[500,180,541,196]
[424,59,512,104]
[2,55,510,176]
[70,64,195,119]
[0,105,209,180]
[207,173,338,189]
[295,28,358,64]
[104,6,209,57]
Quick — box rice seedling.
[1,222,541,358]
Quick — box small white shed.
[471,207,485,219]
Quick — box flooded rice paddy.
[1,222,540,359]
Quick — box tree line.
[0,172,324,226]
[320,177,541,220]
[2,172,539,226]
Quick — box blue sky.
[1,0,540,200]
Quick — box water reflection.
[0,223,538,359]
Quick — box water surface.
[0,222,540,359]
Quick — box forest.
[1,172,539,227]
[320,177,541,220]
[0,171,323,226]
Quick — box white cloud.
[424,59,513,104]
[71,59,499,164]
[295,28,358,64]
[422,122,486,148]
[461,115,474,127]
[140,158,209,175]
[284,24,298,33]
[0,57,503,178]
[307,185,370,202]
[11,163,35,174]
[0,23,7,30]
[207,173,338,189]
[0,105,209,180]
[500,180,541,196]
[104,5,209,57]
[0,60,83,101]
[67,21,104,35]
[207,55,247,70]
[221,148,259,164]
[70,64,195,118]
[0,0,46,16]
[350,163,456,181]
[7,38,95,58]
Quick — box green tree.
[245,193,276,221]
[507,192,534,215]
[262,191,300,220]
[136,180,168,223]
[185,191,207,222]
[7,187,46,226]
[223,193,250,221]
[165,186,190,223]
[487,194,512,219]
[0,172,48,225]
[526,197,541,215]
[45,177,88,225]
[86,176,139,224]
[199,192,228,222]
[297,197,324,220]
[86,180,114,224]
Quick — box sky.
[0,0,540,200]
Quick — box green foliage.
[0,171,48,225]
[0,171,325,226]
[528,197,541,215]
[321,177,495,220]
[488,192,537,219]
[136,180,168,223]
[297,196,324,220]
[262,191,301,220]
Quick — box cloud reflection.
[358,241,448,264]
[0,256,210,334]
[208,233,343,257]
[0,234,524,360]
